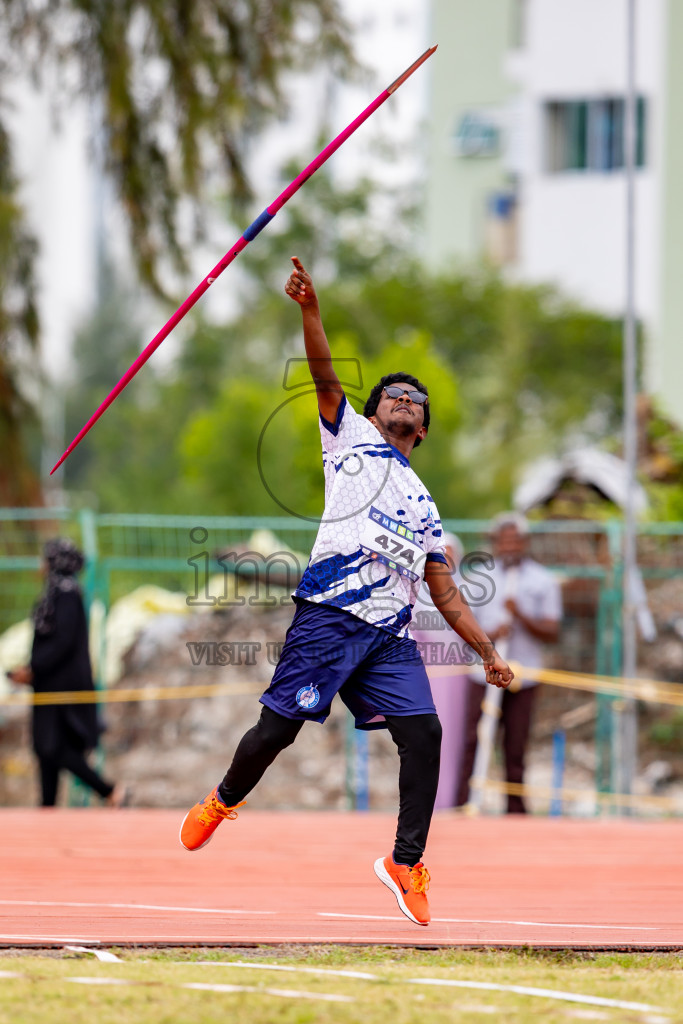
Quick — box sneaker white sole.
[179,810,215,851]
[373,857,428,926]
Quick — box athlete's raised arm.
[285,256,344,423]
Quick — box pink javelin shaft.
[51,45,437,475]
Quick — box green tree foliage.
[65,265,623,518]
[63,163,420,512]
[3,0,355,294]
[63,264,228,510]
[642,404,683,520]
[0,122,41,505]
[315,270,624,513]
[179,330,459,518]
[0,0,354,503]
[63,153,626,517]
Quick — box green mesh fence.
[1,509,682,808]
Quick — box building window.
[545,98,647,173]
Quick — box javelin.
[50,45,437,474]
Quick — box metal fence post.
[78,508,99,622]
[594,581,612,799]
[608,520,625,811]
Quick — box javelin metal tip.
[386,45,438,95]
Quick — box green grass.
[0,947,680,1024]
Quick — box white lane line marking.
[67,977,132,986]
[457,1008,500,1017]
[65,946,124,962]
[407,978,665,1014]
[318,912,407,922]
[433,918,658,931]
[0,969,669,1014]
[566,1012,610,1021]
[0,934,101,944]
[0,969,350,1004]
[318,912,657,931]
[183,982,352,1002]
[175,962,669,1015]
[192,961,377,980]
[0,900,273,916]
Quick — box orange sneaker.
[373,854,431,925]
[179,788,245,851]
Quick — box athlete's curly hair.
[363,372,430,447]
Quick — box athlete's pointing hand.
[285,256,318,308]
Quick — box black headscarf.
[33,538,85,636]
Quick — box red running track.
[0,810,681,949]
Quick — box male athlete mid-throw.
[180,257,513,926]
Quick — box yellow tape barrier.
[0,663,681,708]
[0,681,264,707]
[468,778,682,815]
[427,662,683,708]
[3,667,680,814]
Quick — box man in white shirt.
[457,512,562,813]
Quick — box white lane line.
[192,961,377,980]
[0,900,274,916]
[67,978,132,986]
[317,912,657,931]
[433,918,657,931]
[175,961,669,1016]
[318,912,408,922]
[65,946,124,963]
[407,978,664,1014]
[0,970,351,1004]
[183,982,352,1002]
[0,968,669,1015]
[565,1013,610,1021]
[456,1008,500,1017]
[0,934,101,944]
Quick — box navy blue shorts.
[260,598,436,729]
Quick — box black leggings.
[38,746,115,807]
[218,706,442,866]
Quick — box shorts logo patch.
[296,684,320,709]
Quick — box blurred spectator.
[7,538,125,808]
[457,513,562,813]
[411,533,468,809]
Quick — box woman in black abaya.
[9,538,125,807]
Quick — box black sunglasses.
[383,385,427,405]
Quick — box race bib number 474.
[360,506,423,582]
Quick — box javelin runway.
[0,810,681,949]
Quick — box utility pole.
[617,0,639,806]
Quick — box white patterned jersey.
[295,394,448,636]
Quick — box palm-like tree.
[0,0,354,501]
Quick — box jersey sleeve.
[423,500,448,565]
[426,550,448,565]
[319,393,377,454]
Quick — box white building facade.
[425,0,681,425]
